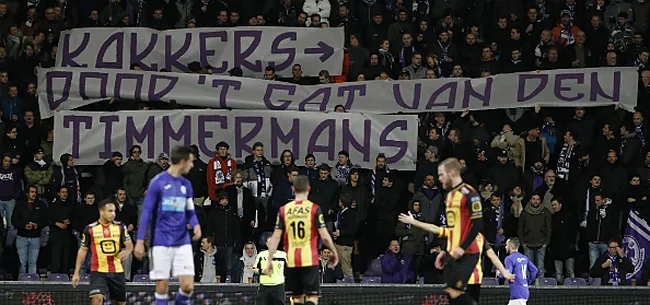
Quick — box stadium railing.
[1,282,650,305]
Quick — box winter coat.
[381,251,414,283]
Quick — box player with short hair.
[500,238,538,305]
[254,235,288,305]
[263,175,338,305]
[71,201,133,305]
[134,146,202,305]
[435,158,484,305]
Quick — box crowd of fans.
[0,0,647,288]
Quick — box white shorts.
[149,244,195,280]
[508,299,527,305]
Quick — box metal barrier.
[0,282,649,305]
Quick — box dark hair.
[318,163,331,171]
[202,236,214,244]
[376,153,386,161]
[304,154,315,161]
[339,192,353,208]
[98,200,116,211]
[551,197,563,204]
[265,66,275,73]
[318,70,330,78]
[293,175,310,193]
[112,152,123,158]
[170,146,193,164]
[252,142,264,150]
[608,238,621,247]
[27,185,37,194]
[216,141,230,150]
[490,193,501,199]
[287,166,299,175]
[130,145,142,155]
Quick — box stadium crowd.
[0,0,647,289]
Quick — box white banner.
[39,67,639,118]
[54,110,418,170]
[55,27,344,77]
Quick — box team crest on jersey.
[180,185,187,194]
[471,201,482,213]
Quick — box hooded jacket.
[24,156,52,196]
[394,202,427,255]
[122,156,149,199]
[51,153,79,201]
[197,246,217,283]
[518,201,552,248]
[240,243,258,282]
[0,155,21,200]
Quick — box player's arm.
[185,191,201,240]
[72,226,90,287]
[486,248,512,281]
[459,192,483,251]
[398,211,441,235]
[265,229,283,272]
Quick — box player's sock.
[175,288,193,305]
[155,293,168,305]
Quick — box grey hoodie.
[200,247,217,283]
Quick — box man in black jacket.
[49,186,74,274]
[590,239,634,285]
[226,169,257,249]
[586,193,618,270]
[210,191,241,281]
[12,186,47,274]
[334,192,357,277]
[483,193,506,276]
[72,191,99,274]
[310,164,340,232]
[105,188,138,280]
[185,145,208,206]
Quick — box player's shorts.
[285,266,320,296]
[466,284,481,302]
[89,272,127,302]
[508,299,527,305]
[443,253,480,292]
[149,244,195,280]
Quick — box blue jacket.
[272,178,294,210]
[381,250,414,284]
[0,97,24,123]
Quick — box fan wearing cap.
[147,153,170,184]
[551,10,580,48]
[488,150,520,194]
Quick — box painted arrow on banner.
[303,41,335,62]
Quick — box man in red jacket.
[207,142,237,202]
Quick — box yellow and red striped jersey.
[81,221,130,273]
[275,200,325,268]
[438,183,483,255]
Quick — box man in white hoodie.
[240,241,258,283]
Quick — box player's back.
[277,200,325,268]
[146,171,194,247]
[505,252,537,300]
[443,183,483,254]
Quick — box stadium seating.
[338,276,355,283]
[418,277,425,284]
[132,274,151,282]
[18,273,40,281]
[591,278,602,286]
[361,276,381,283]
[79,274,90,282]
[482,277,499,285]
[0,273,11,280]
[539,278,558,285]
[47,274,70,282]
[364,258,382,276]
[564,278,587,286]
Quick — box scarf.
[511,196,524,218]
[371,166,389,202]
[530,165,545,190]
[495,199,505,246]
[236,185,244,218]
[335,163,351,180]
[634,58,647,69]
[253,159,267,198]
[525,202,544,215]
[399,45,415,67]
[436,40,450,61]
[556,143,574,180]
[537,2,548,20]
[635,125,646,148]
[607,253,621,285]
[214,157,233,185]
[336,207,348,230]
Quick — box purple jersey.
[503,251,538,300]
[137,171,199,247]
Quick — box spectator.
[369,154,390,203]
[600,150,628,199]
[146,153,169,183]
[370,173,400,258]
[394,200,426,274]
[226,169,256,247]
[1,125,23,160]
[620,122,642,168]
[107,188,138,279]
[319,247,343,283]
[412,174,442,225]
[534,170,559,213]
[303,0,330,26]
[100,152,123,199]
[518,193,552,280]
[41,127,54,164]
[49,186,73,274]
[298,153,318,181]
[52,153,80,204]
[271,165,298,210]
[24,147,52,197]
[550,197,577,283]
[196,236,217,283]
[239,241,258,283]
[310,164,339,231]
[122,145,148,208]
[0,153,20,228]
[586,193,618,269]
[242,142,273,231]
[20,110,41,149]
[270,149,296,187]
[184,145,207,205]
[72,192,98,274]
[489,150,520,193]
[402,52,426,79]
[210,191,240,282]
[0,85,20,124]
[334,192,356,277]
[413,146,440,191]
[11,186,46,274]
[483,193,506,276]
[590,239,634,285]
[381,239,414,284]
